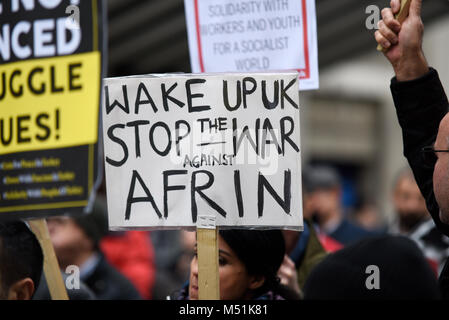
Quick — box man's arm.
[376,0,449,235]
[375,0,428,80]
[391,69,449,235]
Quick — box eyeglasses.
[421,146,449,167]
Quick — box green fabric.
[297,220,328,289]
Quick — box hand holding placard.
[376,0,412,52]
[375,0,429,81]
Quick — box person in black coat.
[303,235,440,299]
[80,253,141,300]
[375,0,449,297]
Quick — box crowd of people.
[2,0,449,300]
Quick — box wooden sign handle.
[196,216,220,300]
[29,219,69,300]
[377,0,412,52]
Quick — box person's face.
[306,187,341,223]
[189,235,263,300]
[393,176,428,228]
[433,114,449,225]
[46,217,92,267]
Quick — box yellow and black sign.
[0,0,105,218]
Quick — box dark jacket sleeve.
[391,68,449,236]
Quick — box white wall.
[425,18,449,93]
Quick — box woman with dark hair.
[175,229,301,300]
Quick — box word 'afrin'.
[125,168,292,223]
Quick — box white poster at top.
[184,0,319,91]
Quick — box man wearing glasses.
[375,0,449,297]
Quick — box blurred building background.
[105,0,449,225]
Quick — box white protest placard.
[102,72,303,230]
[184,0,319,91]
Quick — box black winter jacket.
[391,68,449,298]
